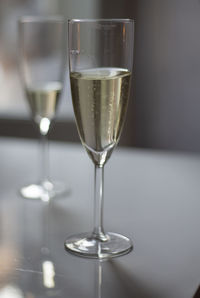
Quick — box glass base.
[64,232,133,259]
[20,180,70,201]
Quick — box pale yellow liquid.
[26,81,62,122]
[70,68,131,162]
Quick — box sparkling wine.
[26,81,62,122]
[70,67,131,165]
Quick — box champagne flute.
[18,16,68,201]
[65,19,134,258]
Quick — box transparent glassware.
[18,16,68,201]
[65,19,134,258]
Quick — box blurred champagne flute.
[18,16,68,201]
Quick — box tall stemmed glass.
[19,16,68,201]
[65,19,134,258]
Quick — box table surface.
[0,137,200,298]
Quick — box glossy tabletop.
[0,137,200,298]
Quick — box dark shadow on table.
[193,285,200,298]
[104,260,162,298]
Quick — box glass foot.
[64,232,133,259]
[20,180,70,201]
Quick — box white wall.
[0,0,100,120]
[62,0,100,19]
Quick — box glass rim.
[68,18,134,24]
[19,15,65,23]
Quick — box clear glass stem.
[92,165,107,241]
[38,117,51,184]
[40,132,49,183]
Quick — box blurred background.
[0,0,200,152]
